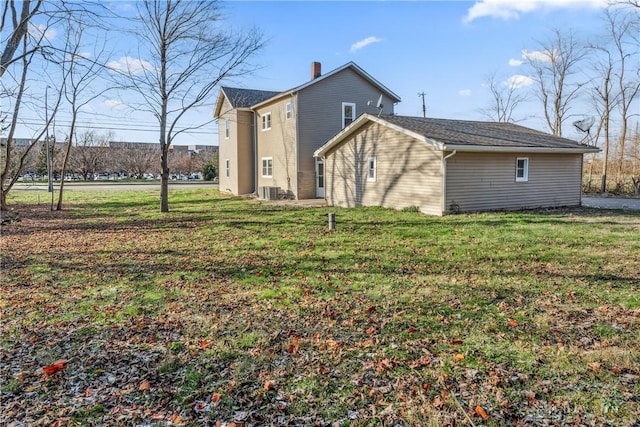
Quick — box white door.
[315,159,325,198]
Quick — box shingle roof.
[220,87,282,109]
[315,114,599,156]
[380,115,594,150]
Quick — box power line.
[16,119,218,135]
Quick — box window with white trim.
[225,159,230,177]
[342,102,356,128]
[367,157,377,182]
[262,112,272,131]
[261,157,273,178]
[224,118,230,139]
[285,103,292,119]
[515,157,529,182]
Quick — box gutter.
[441,150,457,214]
[441,144,599,154]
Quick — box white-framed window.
[342,102,356,128]
[224,118,230,139]
[262,112,271,131]
[285,103,292,120]
[515,157,529,182]
[225,159,230,177]
[261,157,273,178]
[367,156,377,182]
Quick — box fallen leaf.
[169,413,183,424]
[475,405,489,420]
[588,361,601,373]
[139,380,151,391]
[211,392,222,402]
[408,326,416,333]
[453,353,465,361]
[264,380,275,391]
[449,339,463,345]
[508,318,519,328]
[433,396,444,408]
[42,359,68,375]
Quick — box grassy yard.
[1,189,638,426]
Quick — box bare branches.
[525,29,588,136]
[480,72,528,123]
[121,0,264,212]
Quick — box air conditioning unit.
[259,186,279,200]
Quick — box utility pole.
[418,92,427,118]
[45,86,53,194]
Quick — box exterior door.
[315,159,325,198]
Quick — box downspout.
[293,93,299,199]
[441,150,457,214]
[252,109,258,196]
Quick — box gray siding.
[324,122,443,215]
[297,68,396,199]
[445,152,583,212]
[217,97,255,195]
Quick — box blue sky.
[14,0,621,146]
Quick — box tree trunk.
[56,117,76,210]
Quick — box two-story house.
[214,62,402,199]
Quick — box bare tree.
[0,0,43,78]
[480,72,528,123]
[605,8,640,191]
[69,130,109,180]
[56,19,110,210]
[118,0,264,212]
[114,143,160,178]
[525,29,588,136]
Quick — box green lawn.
[1,188,638,426]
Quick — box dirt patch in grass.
[1,193,639,426]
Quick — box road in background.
[12,182,219,191]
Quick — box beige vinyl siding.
[235,110,255,194]
[217,98,237,194]
[217,97,255,195]
[255,96,297,197]
[324,122,443,215]
[297,68,396,199]
[445,152,583,212]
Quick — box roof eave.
[441,144,601,154]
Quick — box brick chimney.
[311,61,321,79]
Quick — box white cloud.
[79,104,95,113]
[463,0,608,23]
[505,74,535,88]
[521,49,555,62]
[107,56,154,75]
[508,58,523,67]
[30,24,56,41]
[350,36,383,53]
[458,89,472,96]
[103,99,126,110]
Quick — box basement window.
[516,157,529,182]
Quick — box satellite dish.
[572,116,596,146]
[573,116,595,133]
[376,94,384,109]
